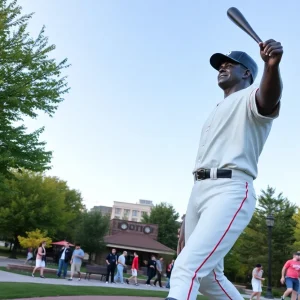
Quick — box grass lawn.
[0,267,60,279]
[0,282,209,299]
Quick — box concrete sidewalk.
[16,297,163,300]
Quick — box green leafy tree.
[0,171,84,258]
[293,209,300,251]
[75,211,110,263]
[230,186,296,287]
[55,189,86,242]
[141,202,180,250]
[0,0,69,176]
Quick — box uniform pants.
[168,171,256,300]
[146,268,156,284]
[106,264,116,282]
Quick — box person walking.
[56,242,72,279]
[166,260,174,289]
[24,247,33,265]
[114,251,127,284]
[250,264,264,300]
[154,257,164,287]
[105,248,117,283]
[126,252,139,286]
[146,255,157,286]
[68,244,84,281]
[280,252,300,300]
[32,241,46,278]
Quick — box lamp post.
[265,214,275,299]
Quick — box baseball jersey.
[284,259,300,278]
[193,85,280,179]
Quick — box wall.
[111,201,152,222]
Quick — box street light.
[265,214,275,299]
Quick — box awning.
[52,241,74,246]
[104,232,175,256]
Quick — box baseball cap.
[210,51,258,83]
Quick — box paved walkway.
[17,297,162,300]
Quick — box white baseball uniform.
[168,85,280,300]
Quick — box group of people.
[28,241,85,281]
[105,249,139,285]
[249,252,300,300]
[105,248,174,288]
[56,242,85,281]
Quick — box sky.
[17,0,300,217]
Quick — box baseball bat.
[227,7,262,44]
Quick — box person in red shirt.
[126,252,139,286]
[280,252,300,300]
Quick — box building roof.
[104,232,175,255]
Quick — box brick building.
[96,219,175,269]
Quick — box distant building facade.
[111,199,153,222]
[95,218,175,270]
[91,205,112,216]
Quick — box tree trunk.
[9,236,19,259]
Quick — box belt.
[194,168,232,181]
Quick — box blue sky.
[19,0,300,217]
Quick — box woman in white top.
[32,241,46,278]
[250,264,265,300]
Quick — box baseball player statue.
[166,39,283,300]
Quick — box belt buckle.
[196,168,206,181]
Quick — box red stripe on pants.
[186,182,249,300]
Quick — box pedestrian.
[114,251,127,284]
[280,252,300,300]
[166,259,174,289]
[24,247,33,265]
[105,248,117,284]
[126,252,139,286]
[56,242,72,279]
[146,255,157,286]
[166,37,283,300]
[154,257,164,287]
[68,243,84,281]
[250,264,264,300]
[32,241,46,278]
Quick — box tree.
[0,0,70,176]
[18,229,52,249]
[0,170,84,258]
[55,189,86,242]
[293,208,300,251]
[75,211,110,263]
[141,202,180,250]
[226,186,296,287]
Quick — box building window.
[124,209,130,216]
[132,210,139,217]
[115,208,121,215]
